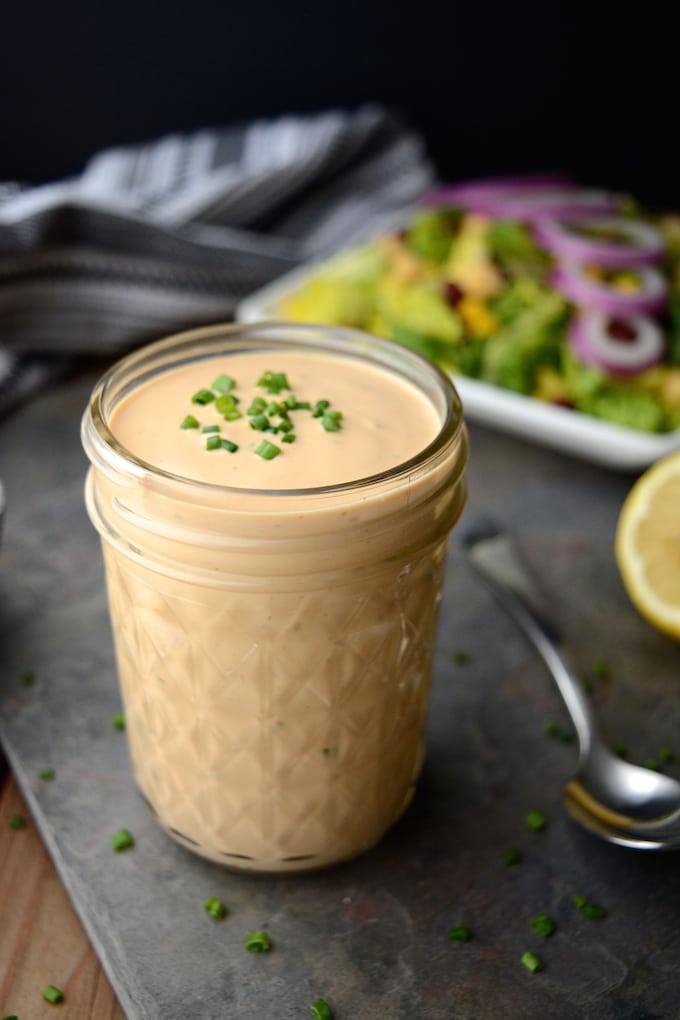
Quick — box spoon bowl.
[463,519,680,850]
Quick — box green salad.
[275,186,680,434]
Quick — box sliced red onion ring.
[425,182,618,222]
[551,262,668,316]
[423,174,573,206]
[568,312,666,375]
[534,216,665,267]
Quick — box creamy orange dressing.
[109,349,440,489]
[84,328,467,871]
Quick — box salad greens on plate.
[273,178,680,435]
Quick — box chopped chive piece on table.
[310,999,333,1020]
[610,740,627,758]
[543,720,560,737]
[3,1013,19,1019]
[525,808,547,832]
[112,712,125,731]
[281,434,296,444]
[581,901,607,919]
[593,658,610,680]
[205,435,222,451]
[572,893,606,917]
[204,896,227,920]
[180,415,200,430]
[504,847,522,865]
[110,828,134,852]
[202,425,221,434]
[8,815,26,830]
[247,397,267,415]
[220,439,238,453]
[645,758,660,771]
[447,926,472,942]
[255,440,281,461]
[521,951,544,973]
[39,767,55,781]
[211,374,236,394]
[42,985,64,1004]
[530,912,556,936]
[245,930,271,952]
[659,747,675,763]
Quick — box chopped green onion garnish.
[659,746,675,763]
[451,649,469,665]
[204,896,227,920]
[281,434,296,444]
[521,951,543,974]
[447,926,472,943]
[211,373,236,395]
[610,740,627,758]
[593,658,610,679]
[249,413,271,431]
[42,985,64,1004]
[110,828,134,852]
[312,399,330,417]
[222,409,243,421]
[525,808,547,832]
[191,388,215,405]
[205,435,222,451]
[21,671,35,686]
[220,439,238,453]
[180,414,200,430]
[543,720,560,737]
[571,893,588,909]
[582,902,607,919]
[8,815,27,830]
[257,371,290,394]
[215,394,239,415]
[275,419,294,433]
[39,767,55,781]
[245,930,271,952]
[504,847,522,866]
[310,1000,333,1020]
[530,912,556,937]
[112,711,126,731]
[645,758,660,771]
[254,440,281,460]
[3,1013,19,1019]
[202,424,221,433]
[321,410,343,432]
[293,400,311,410]
[247,397,267,415]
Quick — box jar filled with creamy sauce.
[82,322,468,872]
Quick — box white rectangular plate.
[236,262,680,472]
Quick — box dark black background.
[3,0,678,207]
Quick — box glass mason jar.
[81,322,468,872]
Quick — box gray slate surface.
[2,377,680,1020]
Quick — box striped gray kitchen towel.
[0,104,435,416]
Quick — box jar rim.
[82,321,466,501]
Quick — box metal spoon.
[462,518,680,850]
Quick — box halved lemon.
[615,449,680,640]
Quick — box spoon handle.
[462,520,596,755]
